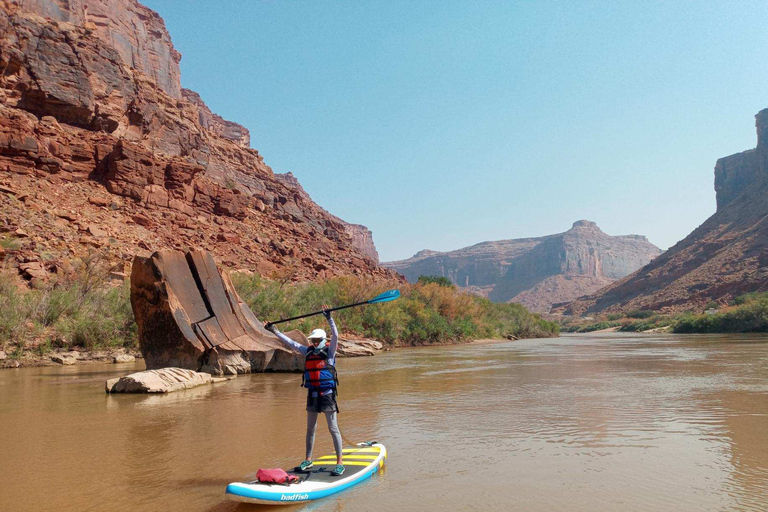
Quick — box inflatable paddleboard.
[225,442,387,505]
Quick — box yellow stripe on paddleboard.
[312,461,374,467]
[315,455,377,461]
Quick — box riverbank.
[0,347,143,369]
[0,262,558,370]
[0,336,521,369]
[559,291,768,334]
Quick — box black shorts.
[306,391,339,413]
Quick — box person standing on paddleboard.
[266,305,345,476]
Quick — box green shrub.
[626,310,654,319]
[674,298,768,333]
[417,275,454,288]
[575,321,618,332]
[56,282,135,349]
[733,292,768,306]
[232,274,558,345]
[0,255,136,352]
[0,236,21,251]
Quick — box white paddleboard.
[225,442,387,505]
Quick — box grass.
[0,254,136,354]
[232,274,559,345]
[0,235,21,251]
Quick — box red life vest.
[302,346,337,391]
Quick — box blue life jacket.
[302,346,338,391]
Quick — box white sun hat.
[307,328,327,341]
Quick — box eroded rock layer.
[131,249,303,374]
[0,0,388,283]
[384,221,661,313]
[563,109,768,315]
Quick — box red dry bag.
[256,468,300,485]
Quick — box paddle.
[265,289,401,329]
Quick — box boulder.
[282,331,383,358]
[0,350,6,360]
[131,250,303,375]
[105,368,212,393]
[87,225,107,238]
[88,196,110,207]
[337,337,384,357]
[337,341,376,357]
[52,354,77,365]
[113,354,136,363]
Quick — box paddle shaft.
[268,300,372,326]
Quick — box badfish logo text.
[280,493,309,501]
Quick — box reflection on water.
[1,333,768,511]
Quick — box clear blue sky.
[143,0,768,261]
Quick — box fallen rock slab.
[106,368,212,393]
[131,250,303,375]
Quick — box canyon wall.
[384,220,661,313]
[563,109,768,314]
[0,0,388,285]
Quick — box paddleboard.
[225,442,387,505]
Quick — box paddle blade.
[367,289,401,304]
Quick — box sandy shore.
[469,338,517,345]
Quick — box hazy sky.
[143,0,768,261]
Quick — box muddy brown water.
[2,333,768,512]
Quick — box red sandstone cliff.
[563,109,768,314]
[384,221,661,313]
[0,0,388,282]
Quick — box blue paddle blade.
[367,289,400,304]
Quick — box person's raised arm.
[265,321,308,355]
[322,304,339,358]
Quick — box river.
[1,333,767,511]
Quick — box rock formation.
[280,329,383,357]
[384,221,661,313]
[131,249,304,374]
[131,249,384,374]
[0,0,388,286]
[181,89,250,148]
[563,109,768,314]
[106,368,213,393]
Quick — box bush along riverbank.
[561,292,768,334]
[673,293,768,333]
[232,273,560,345]
[0,261,558,367]
[0,254,137,368]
